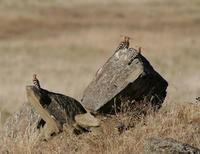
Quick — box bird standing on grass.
[115,36,131,52]
[33,74,41,89]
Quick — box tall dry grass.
[1,101,200,153]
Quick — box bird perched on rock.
[138,47,142,53]
[33,74,41,89]
[115,36,131,52]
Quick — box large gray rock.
[145,137,200,154]
[81,48,168,113]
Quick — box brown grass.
[0,0,200,153]
[1,102,200,153]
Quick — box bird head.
[138,47,142,53]
[120,35,132,42]
[33,74,37,80]
[125,36,130,42]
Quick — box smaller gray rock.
[26,86,87,136]
[75,113,100,129]
[145,137,200,154]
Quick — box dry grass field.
[0,0,200,153]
